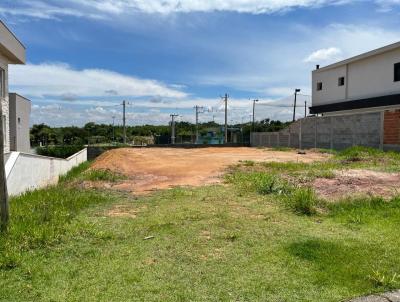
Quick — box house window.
[18,117,21,125]
[316,82,323,91]
[395,62,400,82]
[338,77,345,86]
[0,68,5,98]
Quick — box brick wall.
[383,110,400,145]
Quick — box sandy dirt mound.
[314,169,400,200]
[90,147,327,195]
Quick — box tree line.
[30,119,290,146]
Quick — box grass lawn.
[1,147,400,301]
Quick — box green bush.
[288,187,318,215]
[335,146,383,162]
[83,169,126,182]
[226,171,290,195]
[36,145,84,159]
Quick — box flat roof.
[0,21,25,49]
[9,93,31,102]
[314,41,400,73]
[0,21,26,64]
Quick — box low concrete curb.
[349,290,400,302]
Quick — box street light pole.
[293,89,301,122]
[252,99,259,131]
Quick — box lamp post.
[293,89,301,122]
[252,99,259,131]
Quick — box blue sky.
[2,0,400,126]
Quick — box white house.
[310,41,400,115]
[0,20,26,153]
[9,93,31,153]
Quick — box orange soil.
[90,147,327,195]
[313,169,400,200]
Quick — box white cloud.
[73,0,353,14]
[375,0,400,11]
[194,23,400,97]
[0,0,355,20]
[303,47,343,63]
[9,62,187,99]
[0,1,104,20]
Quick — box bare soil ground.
[314,169,400,200]
[90,147,327,195]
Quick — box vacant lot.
[90,147,327,194]
[2,147,400,301]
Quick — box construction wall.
[251,112,383,150]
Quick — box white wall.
[348,48,400,99]
[312,47,400,107]
[5,148,87,196]
[9,93,31,153]
[312,65,347,106]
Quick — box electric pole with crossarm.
[170,114,179,144]
[194,105,204,143]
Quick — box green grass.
[1,147,400,301]
[60,162,127,183]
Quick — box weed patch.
[225,171,290,195]
[286,187,320,215]
[0,186,110,270]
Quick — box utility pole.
[0,104,8,231]
[293,89,301,122]
[112,115,115,143]
[252,99,259,132]
[194,105,204,144]
[170,114,178,144]
[304,101,307,118]
[122,100,127,144]
[223,93,228,144]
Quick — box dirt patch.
[90,147,327,195]
[313,169,400,200]
[106,204,146,218]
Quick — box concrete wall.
[312,47,400,107]
[9,93,31,153]
[5,148,87,196]
[251,112,383,150]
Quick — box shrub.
[335,146,382,162]
[288,187,318,215]
[83,169,126,182]
[226,171,290,195]
[36,145,84,159]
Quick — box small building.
[252,42,400,150]
[9,93,31,153]
[0,20,26,153]
[310,41,400,115]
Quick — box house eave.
[0,21,26,64]
[310,93,400,114]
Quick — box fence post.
[330,116,334,150]
[299,119,302,149]
[380,111,384,150]
[314,116,317,149]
